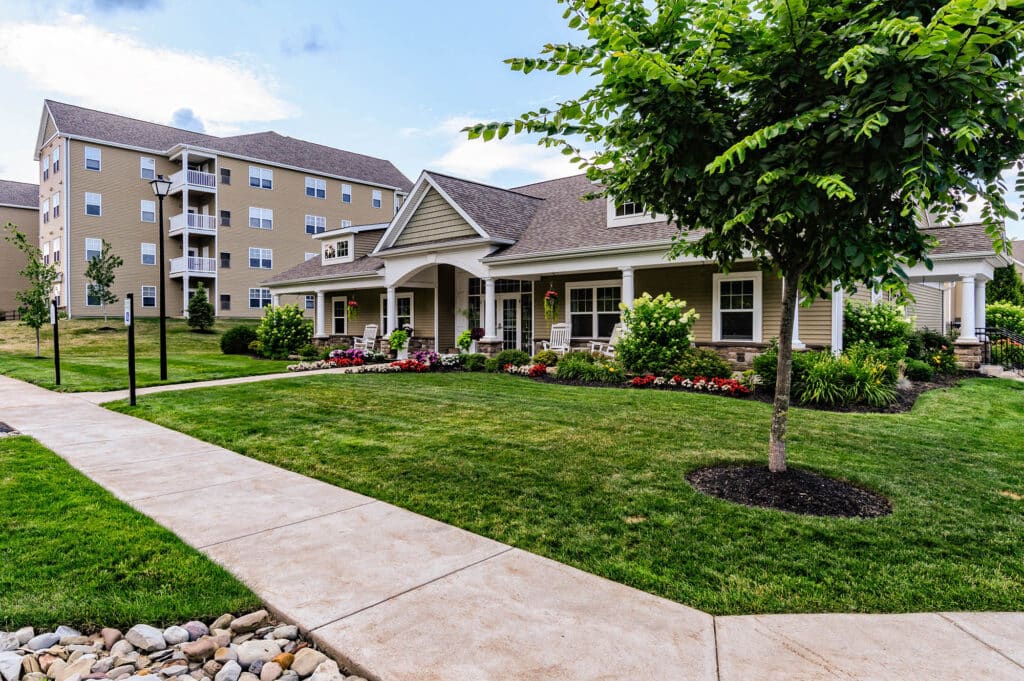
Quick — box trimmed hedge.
[220,326,257,355]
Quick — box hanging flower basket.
[543,287,560,322]
[347,299,359,320]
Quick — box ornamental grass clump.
[615,293,698,376]
[255,305,313,359]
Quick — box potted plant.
[388,328,409,360]
[456,330,473,354]
[347,299,359,320]
[543,286,559,322]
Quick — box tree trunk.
[769,269,802,473]
[35,327,41,359]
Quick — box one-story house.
[265,171,1013,368]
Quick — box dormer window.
[614,201,643,217]
[322,237,352,263]
[607,197,659,227]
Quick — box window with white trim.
[712,272,762,342]
[304,252,317,261]
[141,242,156,266]
[567,282,621,338]
[52,238,61,263]
[304,215,326,235]
[332,296,348,334]
[85,284,101,306]
[614,201,643,217]
[140,157,156,180]
[341,184,352,203]
[141,286,157,307]
[52,193,59,218]
[341,219,352,228]
[85,238,102,261]
[394,193,401,215]
[85,192,101,216]
[42,200,50,224]
[322,238,351,263]
[42,242,50,265]
[84,146,101,171]
[248,247,272,269]
[248,207,273,229]
[42,155,50,180]
[380,292,413,334]
[249,288,272,309]
[248,166,273,189]
[305,177,326,199]
[220,294,231,310]
[52,148,59,173]
[371,189,382,209]
[306,295,316,310]
[140,200,156,223]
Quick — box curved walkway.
[1,374,1021,680]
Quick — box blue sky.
[0,0,1020,237]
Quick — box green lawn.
[0,318,291,391]
[108,373,1024,615]
[0,436,260,630]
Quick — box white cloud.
[0,14,296,135]
[427,116,582,183]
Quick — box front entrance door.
[496,294,520,350]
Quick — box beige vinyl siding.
[798,297,835,346]
[0,205,38,312]
[393,189,477,248]
[907,283,944,331]
[353,230,383,258]
[43,114,57,141]
[412,288,434,339]
[436,265,456,351]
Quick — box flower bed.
[629,373,751,395]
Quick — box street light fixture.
[149,174,172,380]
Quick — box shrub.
[615,292,698,375]
[556,354,621,382]
[494,349,531,367]
[297,343,320,360]
[671,348,732,379]
[485,358,501,373]
[843,300,913,351]
[986,301,1024,335]
[463,353,488,372]
[220,325,257,355]
[532,349,560,366]
[561,350,594,364]
[248,339,263,355]
[906,329,957,373]
[752,340,815,387]
[255,305,313,359]
[844,342,902,385]
[187,282,215,332]
[904,358,935,382]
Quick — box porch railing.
[977,327,1024,371]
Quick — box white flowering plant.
[615,292,698,375]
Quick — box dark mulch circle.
[687,464,892,518]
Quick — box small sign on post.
[51,298,60,386]
[125,293,136,406]
[124,298,132,327]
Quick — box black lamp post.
[149,174,172,380]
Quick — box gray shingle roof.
[265,255,383,286]
[425,171,542,241]
[920,223,1003,256]
[1011,239,1023,263]
[45,100,412,191]
[0,180,39,208]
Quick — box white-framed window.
[42,242,50,265]
[42,199,50,224]
[341,219,352,228]
[52,193,59,218]
[614,201,643,217]
[248,247,273,269]
[42,155,50,180]
[322,237,351,263]
[85,284,101,306]
[371,189,382,209]
[141,242,156,266]
[140,157,156,180]
[140,199,156,223]
[305,177,326,199]
[52,237,61,263]
[712,271,763,343]
[249,287,272,309]
[332,296,348,334]
[85,192,102,216]
[52,148,60,173]
[304,215,327,235]
[304,252,317,261]
[567,281,622,339]
[248,166,273,189]
[141,286,157,307]
[248,207,273,229]
[306,295,316,310]
[84,146,101,171]
[380,292,413,334]
[85,237,102,261]
[394,193,401,215]
[341,184,352,203]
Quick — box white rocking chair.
[353,324,378,352]
[541,323,572,355]
[590,323,624,358]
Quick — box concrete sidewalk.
[1,375,1022,680]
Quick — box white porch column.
[792,302,805,349]
[272,294,281,307]
[483,277,497,341]
[957,275,977,343]
[620,266,635,309]
[315,290,326,337]
[830,283,844,355]
[386,285,398,335]
[975,278,987,331]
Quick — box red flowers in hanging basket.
[347,299,359,319]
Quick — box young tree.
[187,281,215,332]
[469,0,1024,472]
[3,223,60,358]
[84,239,123,324]
[988,265,1024,306]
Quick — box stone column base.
[953,342,982,371]
[475,340,504,358]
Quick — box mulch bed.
[687,464,892,518]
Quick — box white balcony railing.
[169,256,217,276]
[169,169,217,193]
[169,213,218,236]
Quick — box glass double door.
[495,293,532,351]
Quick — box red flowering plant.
[630,374,657,387]
[390,359,430,373]
[528,363,547,377]
[347,299,359,320]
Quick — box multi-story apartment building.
[0,180,39,315]
[34,100,412,318]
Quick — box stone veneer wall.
[953,342,982,371]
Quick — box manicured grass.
[0,318,291,392]
[109,373,1024,615]
[0,436,260,630]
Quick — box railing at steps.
[977,327,1024,371]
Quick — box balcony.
[169,169,217,194]
[169,213,218,237]
[169,256,217,278]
